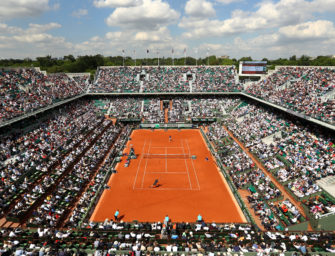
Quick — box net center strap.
[143,154,191,159]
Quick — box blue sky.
[0,0,335,59]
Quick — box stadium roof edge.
[97,65,235,68]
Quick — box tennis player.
[169,136,172,142]
[151,179,159,188]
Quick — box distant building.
[218,55,230,59]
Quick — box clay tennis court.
[90,129,246,223]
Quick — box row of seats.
[0,223,334,254]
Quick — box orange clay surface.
[90,129,246,223]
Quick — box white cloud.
[72,9,88,18]
[185,0,215,18]
[196,20,335,59]
[0,0,51,20]
[93,0,143,8]
[0,22,73,58]
[106,31,124,40]
[75,26,187,57]
[134,26,172,41]
[106,0,179,31]
[310,0,335,12]
[27,23,62,33]
[279,20,335,40]
[215,0,242,4]
[179,0,335,39]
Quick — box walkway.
[238,189,265,231]
[164,108,169,123]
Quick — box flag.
[172,48,174,54]
[184,48,186,53]
[147,49,149,53]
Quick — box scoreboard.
[239,61,267,75]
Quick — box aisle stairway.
[164,108,169,123]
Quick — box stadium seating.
[246,66,335,124]
[0,101,103,217]
[0,64,335,254]
[0,68,87,123]
[1,66,334,127]
[91,66,240,93]
[0,223,335,254]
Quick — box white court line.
[151,147,183,149]
[148,172,188,174]
[181,139,192,190]
[132,140,147,190]
[185,139,201,190]
[134,187,194,191]
[140,140,152,188]
[165,147,167,172]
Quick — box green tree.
[64,55,76,62]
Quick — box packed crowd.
[93,67,141,93]
[0,68,87,123]
[26,123,121,228]
[246,67,335,124]
[92,97,236,124]
[225,102,286,147]
[205,122,296,231]
[246,190,284,231]
[193,66,240,92]
[218,99,334,227]
[91,66,239,94]
[0,94,334,254]
[223,100,334,200]
[6,118,112,220]
[303,192,335,219]
[1,223,335,255]
[66,126,132,228]
[90,98,238,124]
[107,98,141,119]
[2,65,334,130]
[191,99,224,118]
[207,123,251,172]
[168,99,189,123]
[143,67,190,93]
[142,99,164,123]
[0,101,103,217]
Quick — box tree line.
[1,54,335,76]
